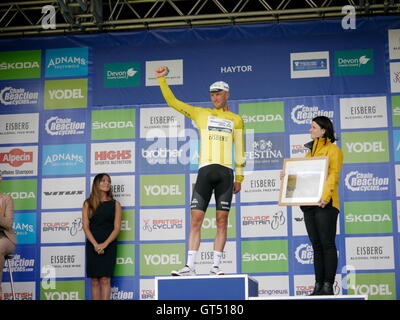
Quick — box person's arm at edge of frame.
[233,116,245,194]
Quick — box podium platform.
[250,295,368,300]
[155,274,258,300]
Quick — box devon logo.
[335,49,374,76]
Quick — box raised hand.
[155,66,169,78]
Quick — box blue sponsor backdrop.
[0,15,400,300]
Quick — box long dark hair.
[312,116,337,143]
[86,173,113,218]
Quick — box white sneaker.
[171,265,196,276]
[209,266,224,275]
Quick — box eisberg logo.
[345,171,389,192]
[45,116,85,136]
[291,105,333,125]
[295,243,313,265]
[0,148,33,167]
[0,87,39,105]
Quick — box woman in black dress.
[82,173,122,300]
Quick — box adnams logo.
[45,47,88,78]
[42,144,86,176]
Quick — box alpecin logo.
[0,148,33,167]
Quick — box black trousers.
[300,204,339,284]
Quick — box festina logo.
[43,191,84,196]
[0,148,33,167]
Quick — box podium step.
[155,274,258,300]
[250,295,368,300]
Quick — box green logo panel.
[342,131,389,163]
[239,102,285,133]
[117,209,135,241]
[140,243,185,276]
[344,201,393,234]
[114,244,135,277]
[201,207,236,239]
[91,108,136,140]
[44,79,88,109]
[0,50,41,80]
[40,280,85,300]
[392,96,400,127]
[140,174,185,206]
[241,240,288,273]
[347,273,396,300]
[0,179,37,210]
[335,49,374,76]
[104,62,141,88]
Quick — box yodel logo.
[345,171,389,192]
[45,116,85,136]
[48,88,84,100]
[143,254,182,265]
[144,184,182,196]
[0,148,33,167]
[351,284,392,296]
[43,291,80,300]
[291,105,333,125]
[0,87,39,105]
[346,141,385,153]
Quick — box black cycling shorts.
[191,164,234,212]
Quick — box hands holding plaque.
[278,157,329,206]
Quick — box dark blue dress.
[85,200,117,278]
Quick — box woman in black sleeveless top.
[82,173,122,300]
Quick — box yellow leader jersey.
[157,77,245,183]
